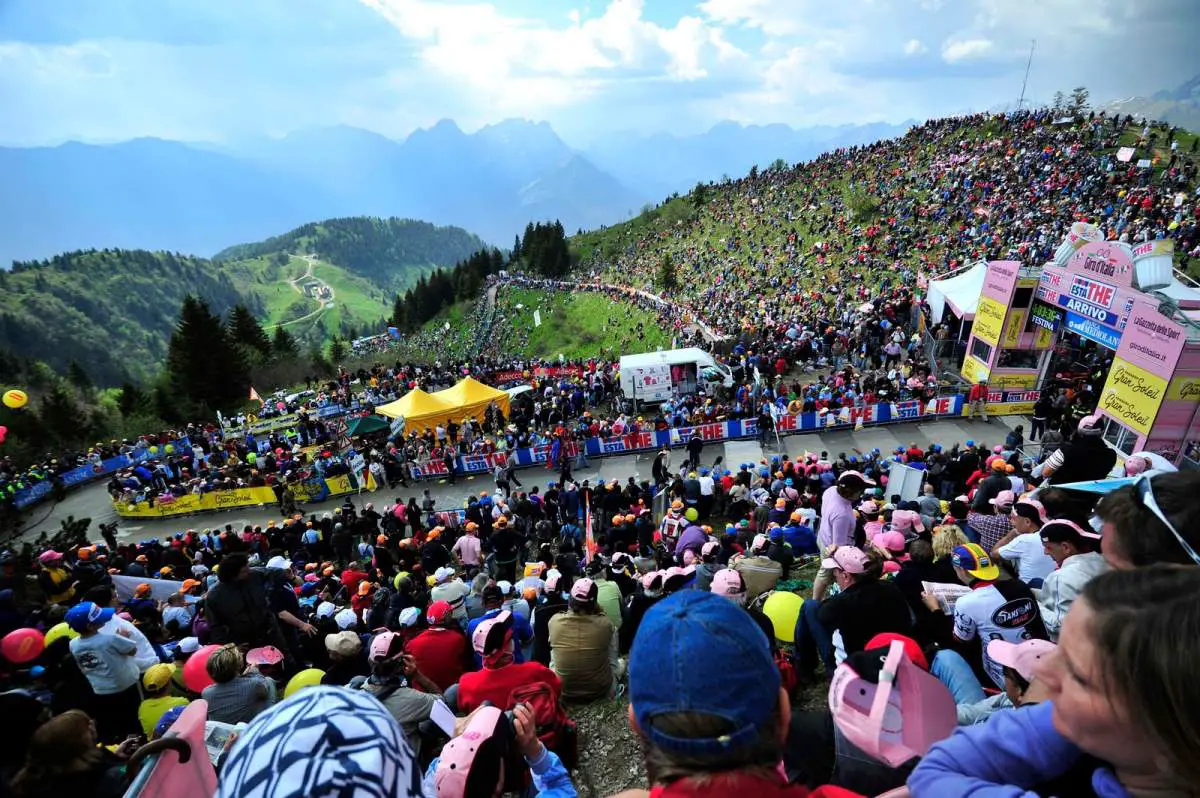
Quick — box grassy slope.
[490,286,672,360]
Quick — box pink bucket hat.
[987,638,1057,682]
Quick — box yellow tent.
[374,388,456,428]
[431,377,511,423]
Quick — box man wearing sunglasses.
[1094,472,1200,569]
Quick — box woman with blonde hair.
[929,524,970,584]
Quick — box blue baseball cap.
[65,601,115,632]
[629,591,779,755]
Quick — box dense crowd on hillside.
[592,108,1199,357]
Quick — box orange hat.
[624,514,636,523]
[135,554,149,563]
[465,521,479,532]
[135,583,152,598]
[358,581,373,595]
[427,527,442,541]
[671,500,684,510]
[522,587,538,601]
[377,534,388,545]
[612,515,624,525]
[495,517,508,528]
[305,563,317,571]
[77,547,94,561]
[180,579,202,593]
[323,566,334,576]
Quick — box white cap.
[334,608,358,630]
[316,601,336,619]
[266,555,292,571]
[397,607,421,628]
[434,566,455,584]
[497,580,513,595]
[177,636,200,654]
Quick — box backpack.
[503,681,578,790]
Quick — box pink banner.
[1115,304,1186,379]
[982,260,1021,301]
[1066,241,1135,288]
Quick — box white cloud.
[696,0,808,36]
[904,38,927,56]
[941,37,994,63]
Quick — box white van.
[619,348,733,405]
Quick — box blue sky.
[0,0,1196,148]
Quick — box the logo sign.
[991,598,1037,629]
[1064,312,1121,350]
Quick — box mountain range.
[1099,72,1200,134]
[0,118,913,266]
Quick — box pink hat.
[837,470,877,487]
[993,445,1003,454]
[1124,456,1152,476]
[245,646,284,667]
[871,531,907,554]
[891,509,925,533]
[989,490,1016,510]
[821,546,869,574]
[544,570,562,592]
[710,568,746,598]
[987,638,1057,681]
[472,610,513,656]
[435,706,505,798]
[1014,497,1047,522]
[570,577,597,602]
[368,631,403,663]
[701,540,720,557]
[829,638,957,768]
[751,533,770,553]
[857,499,881,514]
[37,550,63,564]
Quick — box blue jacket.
[423,745,576,797]
[909,701,1129,798]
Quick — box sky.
[0,0,1197,148]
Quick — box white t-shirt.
[101,615,159,672]
[953,581,1044,689]
[70,632,140,695]
[698,476,715,496]
[997,533,1057,585]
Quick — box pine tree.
[40,383,79,443]
[512,234,522,261]
[166,295,249,414]
[227,304,272,362]
[117,381,147,417]
[328,336,348,363]
[271,325,298,360]
[657,253,677,291]
[66,360,93,394]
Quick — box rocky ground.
[566,562,823,796]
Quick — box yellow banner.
[1017,277,1039,289]
[990,372,1038,390]
[1002,309,1026,348]
[1166,375,1200,403]
[984,402,1036,416]
[1033,325,1054,349]
[1098,356,1167,436]
[960,355,991,385]
[115,487,278,519]
[973,297,1006,346]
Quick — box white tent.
[927,262,987,324]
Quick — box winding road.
[281,254,335,328]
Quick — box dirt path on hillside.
[280,253,335,328]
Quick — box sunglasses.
[1135,475,1200,565]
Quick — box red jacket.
[968,383,988,402]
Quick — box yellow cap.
[143,663,174,692]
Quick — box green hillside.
[214,216,487,295]
[0,249,245,385]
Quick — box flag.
[583,493,597,565]
[249,386,264,405]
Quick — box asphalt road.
[22,416,1024,547]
